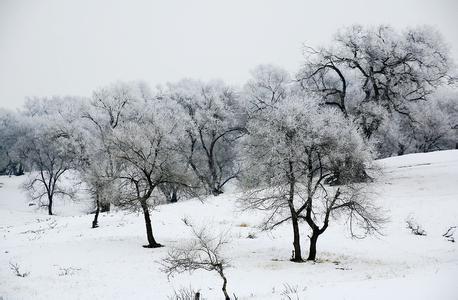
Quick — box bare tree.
[406,218,427,236]
[9,262,30,277]
[162,219,232,300]
[442,226,456,243]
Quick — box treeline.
[0,25,456,261]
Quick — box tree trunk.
[290,214,303,262]
[140,199,162,248]
[16,163,24,176]
[287,159,302,262]
[92,195,100,228]
[207,145,223,197]
[220,272,230,300]
[48,195,53,215]
[170,190,177,203]
[211,188,223,196]
[307,230,320,261]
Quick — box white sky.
[1,0,457,110]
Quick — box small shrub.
[406,218,426,236]
[167,286,201,300]
[9,262,29,278]
[443,226,456,243]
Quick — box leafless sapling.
[162,219,232,300]
[9,262,29,277]
[442,226,456,242]
[406,218,427,236]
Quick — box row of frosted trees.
[0,25,456,262]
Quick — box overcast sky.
[1,0,457,110]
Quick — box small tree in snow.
[162,219,232,300]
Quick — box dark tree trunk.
[397,143,406,156]
[170,190,177,203]
[92,196,100,228]
[211,188,223,196]
[307,230,320,261]
[287,159,302,262]
[48,195,53,215]
[290,214,303,262]
[220,271,230,300]
[140,200,162,248]
[100,202,110,212]
[16,163,24,176]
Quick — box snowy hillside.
[1,150,457,299]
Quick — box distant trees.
[165,80,246,196]
[409,94,457,152]
[375,90,457,157]
[241,66,384,261]
[298,25,455,143]
[0,110,24,176]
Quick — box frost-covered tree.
[79,81,146,215]
[410,93,457,152]
[241,68,383,261]
[15,97,85,215]
[165,79,246,196]
[298,25,455,141]
[108,97,190,248]
[0,109,24,176]
[244,64,290,112]
[375,89,457,157]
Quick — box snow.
[1,150,457,299]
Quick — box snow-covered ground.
[0,150,457,299]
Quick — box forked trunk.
[307,230,320,261]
